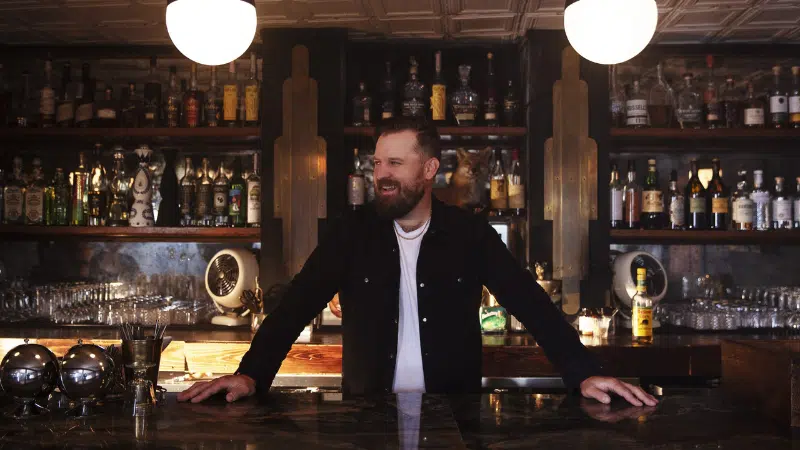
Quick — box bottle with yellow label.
[222,61,240,127]
[244,53,260,127]
[430,51,446,122]
[632,267,653,345]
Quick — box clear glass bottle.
[39,59,55,128]
[731,168,754,231]
[24,158,45,225]
[704,55,722,129]
[707,157,728,230]
[213,161,230,227]
[450,65,479,127]
[56,62,75,128]
[347,148,365,210]
[195,158,214,227]
[769,65,789,128]
[668,169,686,230]
[503,80,519,127]
[751,169,772,231]
[402,57,426,118]
[352,82,372,127]
[87,144,108,226]
[743,83,765,128]
[609,65,625,128]
[165,66,181,128]
[94,86,118,128]
[70,152,89,226]
[142,56,161,127]
[380,61,395,121]
[632,268,653,345]
[12,71,33,128]
[244,53,260,127]
[676,73,702,129]
[623,160,641,229]
[641,159,664,229]
[228,158,246,228]
[648,63,674,128]
[430,51,446,123]
[794,177,800,229]
[626,79,648,128]
[721,76,740,129]
[107,149,129,227]
[791,67,800,129]
[74,63,94,128]
[205,66,222,128]
[484,52,498,126]
[179,157,195,227]
[507,149,525,216]
[222,61,240,127]
[609,162,624,229]
[50,168,69,226]
[246,152,261,228]
[490,149,508,214]
[773,176,793,229]
[120,82,141,128]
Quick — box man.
[178,118,657,408]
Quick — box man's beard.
[374,177,426,220]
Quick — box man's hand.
[579,376,658,407]
[177,374,256,403]
[580,398,657,423]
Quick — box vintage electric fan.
[205,248,259,326]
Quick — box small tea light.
[578,308,595,336]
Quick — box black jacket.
[237,197,602,394]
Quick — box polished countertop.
[0,389,792,449]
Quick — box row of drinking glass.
[657,298,800,331]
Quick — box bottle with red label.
[183,63,200,128]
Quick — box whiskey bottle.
[222,62,240,127]
[205,66,222,127]
[641,159,664,229]
[228,158,246,228]
[484,53,498,126]
[609,162,624,229]
[380,62,395,121]
[87,144,108,226]
[794,177,800,229]
[667,170,686,230]
[213,161,230,227]
[648,62,673,128]
[351,82,371,127]
[704,56,721,129]
[56,63,75,128]
[731,168,754,231]
[676,73,702,129]
[707,157,728,230]
[107,149,130,227]
[195,158,214,227]
[430,51,446,123]
[165,66,181,128]
[626,79,648,128]
[4,157,24,224]
[769,65,789,128]
[507,149,525,216]
[141,57,161,127]
[94,86,118,128]
[402,57,426,118]
[179,157,195,227]
[751,170,772,231]
[347,148,365,210]
[120,82,141,128]
[632,267,653,345]
[246,152,261,228]
[490,149,508,213]
[772,176,793,229]
[70,152,89,226]
[74,64,94,128]
[790,67,800,128]
[623,160,641,229]
[450,65,479,127]
[244,53,260,127]
[24,158,46,225]
[50,168,69,226]
[743,83,765,128]
[183,64,201,128]
[721,76,740,129]
[39,59,55,128]
[503,80,519,126]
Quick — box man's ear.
[425,157,440,181]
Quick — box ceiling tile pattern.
[0,0,798,43]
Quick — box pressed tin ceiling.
[0,0,798,45]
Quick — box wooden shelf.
[611,128,800,139]
[0,226,260,243]
[344,126,527,138]
[610,229,800,245]
[0,127,260,145]
[611,128,800,153]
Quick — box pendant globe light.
[564,0,658,65]
[166,0,257,66]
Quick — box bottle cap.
[637,268,647,279]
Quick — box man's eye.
[390,161,400,166]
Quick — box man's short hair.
[377,117,441,162]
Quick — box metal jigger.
[121,339,161,417]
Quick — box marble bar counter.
[0,389,793,449]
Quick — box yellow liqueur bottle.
[632,267,653,345]
[430,51,446,122]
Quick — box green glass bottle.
[228,157,246,228]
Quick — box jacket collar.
[375,194,450,238]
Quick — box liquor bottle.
[107,149,130,227]
[39,59,55,127]
[165,66,181,128]
[721,76,740,129]
[120,82,141,128]
[182,64,201,128]
[228,158,246,228]
[623,160,641,229]
[507,149,525,216]
[450,65,479,126]
[632,267,653,345]
[743,83,765,128]
[70,152,89,226]
[222,62,240,127]
[87,144,108,226]
[609,162,624,229]
[12,71,33,128]
[430,51,446,123]
[667,170,686,230]
[790,67,800,128]
[50,168,69,226]
[686,159,706,230]
[246,152,261,228]
[641,159,664,229]
[626,79,648,128]
[484,53,498,126]
[129,145,155,227]
[74,63,94,128]
[213,161,230,227]
[648,63,674,128]
[156,149,179,227]
[347,148,365,210]
[244,53,260,127]
[490,149,508,214]
[4,157,24,224]
[402,57,426,118]
[769,65,789,128]
[676,73,702,129]
[751,170,772,231]
[94,86,118,127]
[731,168,754,231]
[179,157,195,227]
[503,80,519,126]
[707,157,728,230]
[205,66,222,128]
[773,176,793,230]
[380,61,395,121]
[142,57,161,127]
[704,55,721,129]
[0,65,9,128]
[480,287,508,334]
[609,65,625,128]
[794,177,800,229]
[195,158,214,227]
[352,82,371,127]
[56,62,75,128]
[24,158,46,225]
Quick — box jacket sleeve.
[236,217,349,392]
[478,220,603,391]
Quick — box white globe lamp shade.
[166,0,257,66]
[564,0,658,65]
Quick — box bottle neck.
[627,171,636,183]
[636,278,647,295]
[669,181,677,190]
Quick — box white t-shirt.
[391,218,430,393]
